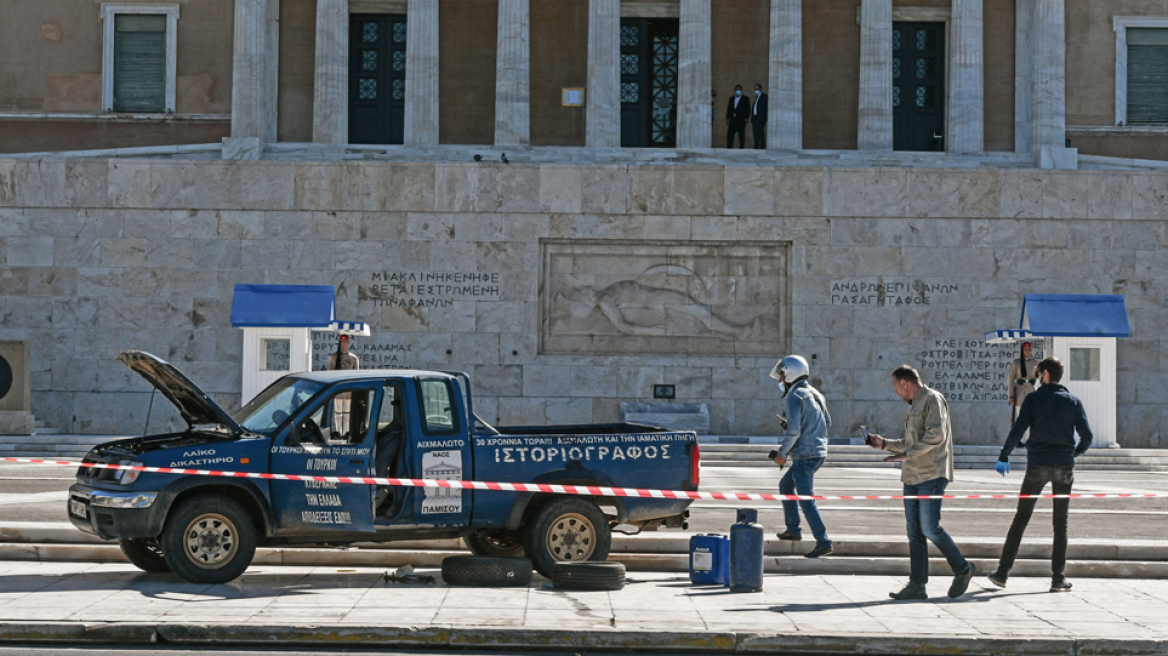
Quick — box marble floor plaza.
[0,561,1167,639]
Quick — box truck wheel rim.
[184,512,238,569]
[546,512,596,562]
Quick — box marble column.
[947,0,983,153]
[263,0,280,144]
[313,0,349,144]
[230,0,269,141]
[405,0,440,145]
[1030,0,1065,152]
[1014,0,1033,153]
[857,0,893,150]
[677,0,711,149]
[768,0,802,150]
[494,0,530,147]
[586,0,620,148]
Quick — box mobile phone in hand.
[860,425,870,445]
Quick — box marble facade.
[2,158,1167,447]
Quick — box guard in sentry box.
[769,355,833,559]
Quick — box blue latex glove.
[995,461,1010,477]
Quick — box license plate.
[70,499,87,518]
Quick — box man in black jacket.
[726,85,751,148]
[751,83,768,149]
[989,357,1092,593]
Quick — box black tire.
[160,495,257,584]
[523,497,611,579]
[119,538,171,573]
[441,555,533,587]
[464,531,526,558]
[552,562,626,591]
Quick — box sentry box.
[986,294,1130,448]
[230,284,370,405]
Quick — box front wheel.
[523,497,611,578]
[160,495,257,584]
[119,538,171,573]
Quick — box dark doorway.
[350,14,407,145]
[893,22,945,151]
[620,18,679,148]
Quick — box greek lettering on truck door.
[269,382,379,533]
[400,376,472,528]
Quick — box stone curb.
[1,622,1166,656]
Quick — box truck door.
[393,376,473,528]
[269,382,379,533]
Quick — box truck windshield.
[233,378,325,436]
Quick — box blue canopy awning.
[1019,294,1130,338]
[230,284,336,328]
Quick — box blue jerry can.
[729,508,764,592]
[689,534,730,585]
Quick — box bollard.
[729,508,764,592]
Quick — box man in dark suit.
[726,84,750,148]
[751,83,769,149]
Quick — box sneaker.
[987,570,1008,589]
[948,562,976,598]
[776,531,802,541]
[889,582,928,600]
[1050,578,1073,593]
[804,545,833,559]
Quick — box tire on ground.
[119,538,171,573]
[523,497,612,579]
[160,494,257,584]
[441,555,533,587]
[463,531,526,558]
[551,561,626,591]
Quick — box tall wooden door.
[350,14,407,145]
[893,22,945,151]
[620,19,679,148]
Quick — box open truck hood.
[117,350,244,434]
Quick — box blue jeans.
[903,477,970,585]
[779,457,832,549]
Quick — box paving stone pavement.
[1,561,1167,640]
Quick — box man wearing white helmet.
[769,355,833,558]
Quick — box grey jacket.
[882,386,955,486]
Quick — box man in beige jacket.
[866,365,974,601]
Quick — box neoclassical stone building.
[0,1,1166,445]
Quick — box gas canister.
[729,508,764,592]
[688,534,730,585]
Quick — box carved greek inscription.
[919,339,1044,402]
[832,279,961,306]
[360,271,502,308]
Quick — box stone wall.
[1,158,1166,448]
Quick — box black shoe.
[987,570,1008,589]
[889,582,928,600]
[776,531,802,541]
[948,563,976,598]
[1050,578,1073,593]
[804,546,833,559]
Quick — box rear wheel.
[523,498,611,578]
[119,538,171,573]
[464,531,526,558]
[160,495,257,584]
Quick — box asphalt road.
[4,461,1168,541]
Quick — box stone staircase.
[699,444,1168,471]
[0,434,128,459]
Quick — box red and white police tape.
[4,456,1167,502]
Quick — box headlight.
[90,492,157,509]
[115,460,145,485]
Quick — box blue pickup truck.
[68,351,698,584]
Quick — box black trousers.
[752,120,767,149]
[997,464,1075,577]
[726,120,747,148]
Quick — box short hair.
[755,83,763,88]
[891,365,921,385]
[734,84,743,89]
[1037,357,1064,383]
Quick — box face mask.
[735,90,742,97]
[755,90,761,96]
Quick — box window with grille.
[113,14,167,112]
[1127,28,1168,124]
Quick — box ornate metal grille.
[362,51,377,72]
[620,25,639,47]
[392,79,405,100]
[621,82,639,103]
[393,21,407,43]
[392,50,406,72]
[649,33,678,147]
[621,54,639,76]
[358,79,377,100]
[362,21,378,43]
